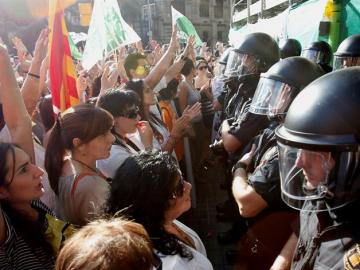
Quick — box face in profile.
[295,149,335,190]
[0,147,44,203]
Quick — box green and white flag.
[82,0,141,70]
[171,6,202,47]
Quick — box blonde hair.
[55,217,155,270]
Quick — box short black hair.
[96,89,140,117]
[124,53,147,79]
[181,59,195,76]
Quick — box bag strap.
[70,173,94,197]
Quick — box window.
[173,0,185,14]
[214,0,223,18]
[203,31,209,42]
[217,31,222,42]
[200,0,209,17]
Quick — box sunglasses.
[198,66,208,71]
[118,106,139,119]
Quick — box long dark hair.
[45,104,113,195]
[104,151,193,260]
[125,80,166,141]
[0,143,53,256]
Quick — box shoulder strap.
[70,173,94,197]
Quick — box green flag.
[82,0,141,70]
[171,6,202,47]
[68,34,82,61]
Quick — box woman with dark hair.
[45,104,114,226]
[104,151,213,270]
[125,79,190,153]
[0,40,55,269]
[96,89,154,178]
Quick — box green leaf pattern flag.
[82,0,140,70]
[171,6,202,47]
[68,34,82,61]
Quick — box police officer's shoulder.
[344,243,360,270]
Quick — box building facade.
[139,0,231,46]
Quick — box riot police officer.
[274,67,360,269]
[221,32,280,153]
[279,38,302,59]
[333,34,360,70]
[302,40,333,73]
[230,57,324,269]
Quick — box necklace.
[70,158,99,175]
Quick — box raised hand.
[183,102,201,121]
[137,121,154,149]
[33,28,50,64]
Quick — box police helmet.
[249,56,324,118]
[275,67,360,211]
[279,39,302,59]
[333,34,360,70]
[218,47,232,66]
[224,32,280,78]
[302,40,332,66]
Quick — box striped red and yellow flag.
[48,0,79,113]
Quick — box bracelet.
[232,161,248,175]
[27,72,40,79]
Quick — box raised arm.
[0,45,34,161]
[21,28,49,115]
[144,27,178,89]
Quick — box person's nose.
[184,181,192,191]
[31,164,45,178]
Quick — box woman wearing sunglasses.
[96,89,154,178]
[194,60,211,90]
[104,151,213,270]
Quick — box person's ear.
[72,138,82,148]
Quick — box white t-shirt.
[98,131,145,179]
[156,220,214,270]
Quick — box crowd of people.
[0,20,360,270]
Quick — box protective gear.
[249,57,324,117]
[224,32,280,78]
[334,34,360,70]
[279,39,302,59]
[219,47,233,66]
[275,67,360,211]
[301,40,332,66]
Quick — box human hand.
[172,114,191,137]
[169,25,179,52]
[183,35,195,57]
[183,102,201,121]
[12,36,30,62]
[100,62,119,92]
[239,144,257,166]
[137,121,154,148]
[33,28,49,64]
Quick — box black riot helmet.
[224,32,280,78]
[249,56,324,119]
[279,39,302,59]
[333,34,360,70]
[275,67,360,212]
[302,40,332,66]
[218,47,232,66]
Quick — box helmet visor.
[249,77,294,115]
[277,141,359,211]
[333,56,360,70]
[302,49,327,64]
[224,51,258,78]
